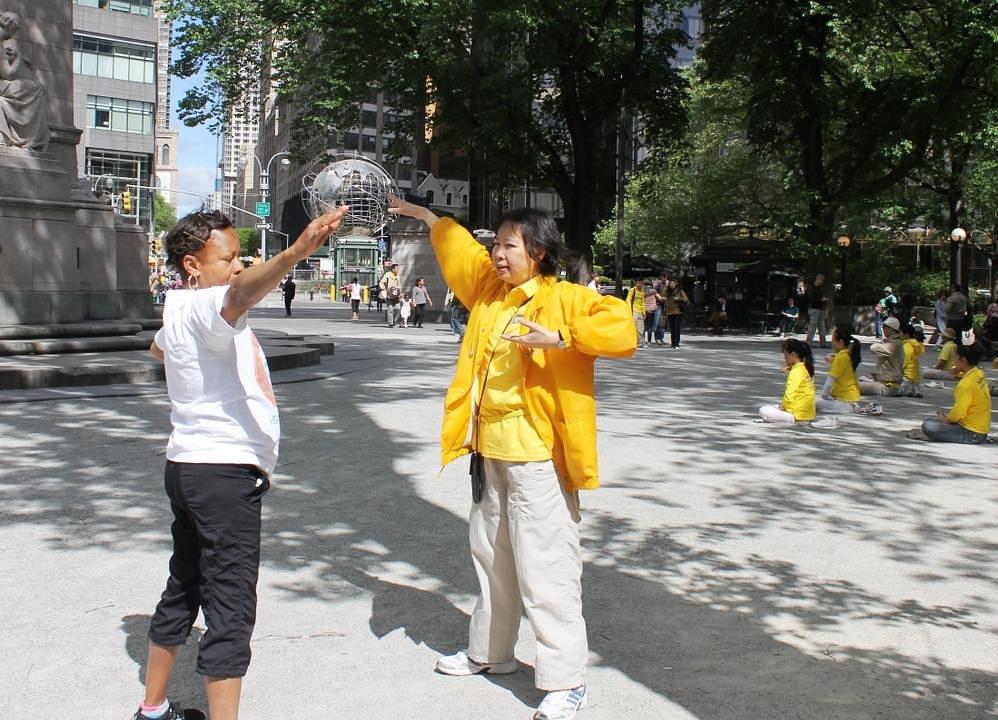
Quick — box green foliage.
[164,0,693,252]
[700,0,998,245]
[153,193,178,235]
[595,71,807,269]
[234,227,260,257]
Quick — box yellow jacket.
[948,366,991,435]
[431,218,637,491]
[781,362,816,421]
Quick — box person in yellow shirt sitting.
[922,326,959,380]
[900,321,926,397]
[759,338,816,423]
[914,343,991,443]
[816,326,864,414]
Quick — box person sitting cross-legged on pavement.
[900,321,926,397]
[388,196,636,720]
[858,316,905,396]
[912,343,991,443]
[759,339,816,424]
[816,326,866,414]
[923,327,960,381]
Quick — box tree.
[165,0,692,254]
[235,227,260,257]
[700,0,998,248]
[153,192,178,235]
[595,71,805,268]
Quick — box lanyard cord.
[471,295,533,452]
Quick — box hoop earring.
[189,274,200,290]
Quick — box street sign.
[256,223,272,230]
[255,202,271,217]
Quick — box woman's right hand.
[291,207,349,260]
[388,195,439,227]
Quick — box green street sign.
[255,202,271,217]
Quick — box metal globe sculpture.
[302,154,399,236]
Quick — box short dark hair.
[957,342,981,366]
[164,209,233,279]
[496,207,563,277]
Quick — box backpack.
[387,284,401,300]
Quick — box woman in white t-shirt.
[132,206,346,720]
[348,275,363,320]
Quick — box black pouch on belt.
[469,451,485,503]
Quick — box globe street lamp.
[951,226,967,289]
[246,151,291,261]
[837,234,851,291]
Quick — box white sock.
[141,699,171,718]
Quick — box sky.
[172,72,218,216]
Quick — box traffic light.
[121,190,132,213]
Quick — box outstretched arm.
[222,207,348,325]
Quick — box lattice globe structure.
[302,154,399,237]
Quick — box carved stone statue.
[0,12,50,151]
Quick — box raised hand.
[292,207,349,259]
[501,316,561,350]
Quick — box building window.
[446,192,452,205]
[462,194,468,205]
[161,144,170,165]
[73,35,155,84]
[86,95,154,134]
[74,0,154,16]
[425,190,434,204]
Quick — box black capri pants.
[149,461,270,678]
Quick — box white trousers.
[468,458,587,690]
[758,404,795,424]
[815,396,857,414]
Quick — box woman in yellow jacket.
[759,338,817,424]
[388,196,635,720]
[918,343,991,443]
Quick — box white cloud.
[176,164,217,214]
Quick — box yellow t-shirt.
[782,362,816,421]
[903,338,925,383]
[938,341,957,372]
[947,366,992,435]
[475,277,551,462]
[828,349,860,402]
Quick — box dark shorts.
[148,461,269,678]
[351,299,360,313]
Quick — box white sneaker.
[435,650,517,676]
[534,686,588,720]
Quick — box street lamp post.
[837,234,851,293]
[247,151,291,262]
[951,226,967,289]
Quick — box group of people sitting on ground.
[758,321,992,444]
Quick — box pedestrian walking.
[281,274,296,316]
[944,284,969,346]
[379,263,402,327]
[388,196,636,720]
[135,206,347,720]
[399,293,413,328]
[929,287,948,347]
[624,280,646,346]
[805,274,829,347]
[412,276,433,327]
[663,278,688,348]
[348,276,362,320]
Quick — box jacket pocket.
[554,417,599,490]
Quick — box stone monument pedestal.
[0,1,153,325]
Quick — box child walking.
[759,338,816,424]
[399,292,413,328]
[134,206,347,720]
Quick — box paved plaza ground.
[2,296,997,719]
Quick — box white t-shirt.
[350,283,363,300]
[154,286,280,476]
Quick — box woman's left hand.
[502,316,562,350]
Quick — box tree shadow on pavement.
[1,332,996,718]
